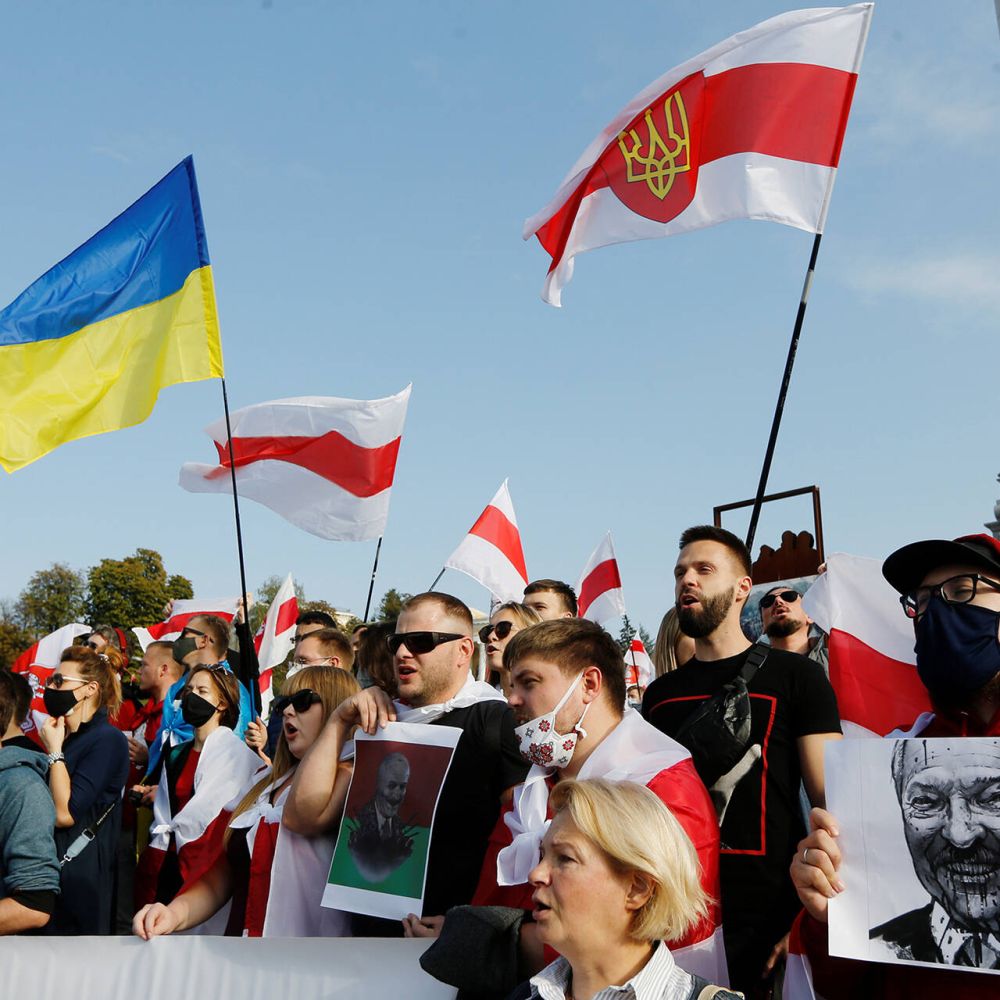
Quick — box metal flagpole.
[219,377,260,713]
[362,536,383,622]
[744,232,823,555]
[428,568,446,592]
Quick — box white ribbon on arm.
[496,765,552,885]
[392,672,506,725]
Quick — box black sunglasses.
[46,672,88,689]
[273,689,322,715]
[179,626,207,638]
[759,589,800,610]
[478,620,515,644]
[386,631,465,655]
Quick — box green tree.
[376,588,411,623]
[0,605,33,669]
[86,548,193,631]
[15,563,87,637]
[616,615,652,654]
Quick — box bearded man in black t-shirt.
[642,525,841,998]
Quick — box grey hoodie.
[0,746,60,900]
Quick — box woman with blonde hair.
[38,646,130,934]
[480,602,542,696]
[652,608,696,678]
[512,778,739,1000]
[134,665,359,938]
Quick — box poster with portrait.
[739,575,816,641]
[322,721,461,921]
[827,738,1000,975]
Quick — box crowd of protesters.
[2,523,1000,1000]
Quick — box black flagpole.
[428,568,446,592]
[220,377,259,712]
[363,536,383,622]
[744,232,823,556]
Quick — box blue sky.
[2,1,998,634]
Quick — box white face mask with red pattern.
[514,671,590,769]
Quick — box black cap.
[882,533,1000,594]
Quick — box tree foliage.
[376,588,411,623]
[616,614,652,655]
[86,548,193,630]
[15,563,87,637]
[0,616,34,670]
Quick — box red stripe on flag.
[211,432,402,498]
[828,629,932,736]
[701,63,857,168]
[146,611,204,641]
[578,559,622,617]
[274,597,298,636]
[468,505,528,583]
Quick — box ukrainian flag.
[0,157,223,472]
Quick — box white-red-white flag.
[625,636,654,691]
[802,553,931,737]
[253,573,299,716]
[178,386,411,542]
[11,622,92,741]
[576,531,626,624]
[444,480,529,602]
[133,597,240,652]
[525,4,873,305]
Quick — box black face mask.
[172,637,198,666]
[43,687,81,719]
[180,691,219,728]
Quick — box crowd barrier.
[7,936,458,999]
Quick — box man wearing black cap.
[788,533,1000,994]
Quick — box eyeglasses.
[179,626,207,638]
[386,632,465,655]
[290,656,335,668]
[272,689,322,714]
[478,620,515,644]
[900,574,1000,620]
[46,673,88,689]
[759,590,801,610]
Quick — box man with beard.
[642,525,841,997]
[759,585,828,671]
[791,533,1000,995]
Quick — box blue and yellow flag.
[0,157,223,472]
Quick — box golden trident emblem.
[617,91,691,200]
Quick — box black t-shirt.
[642,647,840,930]
[352,699,528,935]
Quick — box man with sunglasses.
[759,586,829,671]
[285,591,528,934]
[791,533,1000,997]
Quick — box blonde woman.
[651,608,696,679]
[480,602,542,696]
[38,647,130,934]
[512,779,740,1000]
[134,666,359,938]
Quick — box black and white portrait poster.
[323,721,461,921]
[827,738,1000,974]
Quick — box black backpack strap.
[738,641,769,685]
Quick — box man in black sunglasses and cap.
[759,586,828,672]
[285,591,528,935]
[791,532,1000,996]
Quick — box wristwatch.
[46,751,66,767]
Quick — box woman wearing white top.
[510,779,740,1000]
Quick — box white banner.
[7,937,456,998]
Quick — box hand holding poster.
[826,738,1000,975]
[323,722,461,921]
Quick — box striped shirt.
[526,942,699,1000]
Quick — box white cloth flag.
[253,573,298,716]
[444,479,529,602]
[179,386,411,542]
[575,531,626,624]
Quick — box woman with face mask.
[481,603,542,697]
[38,646,130,934]
[133,666,360,938]
[509,779,738,1000]
[133,665,261,910]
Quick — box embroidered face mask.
[514,671,590,769]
